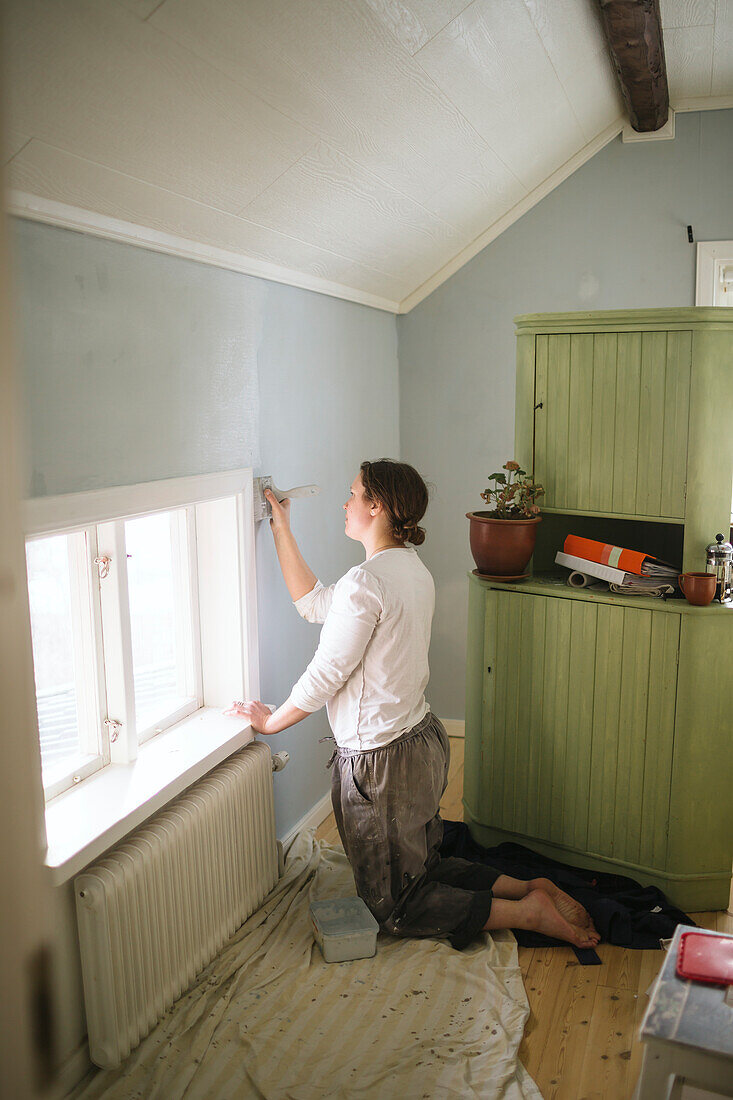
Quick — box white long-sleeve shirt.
[287,546,434,750]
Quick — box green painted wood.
[639,613,679,870]
[535,595,558,843]
[589,332,618,512]
[660,331,692,518]
[463,811,732,912]
[539,507,682,523]
[515,307,733,335]
[683,328,733,571]
[565,600,598,850]
[614,608,653,862]
[502,593,525,830]
[470,572,731,615]
[463,579,487,816]
[526,596,548,841]
[612,331,642,515]
[512,595,535,836]
[567,333,594,510]
[547,598,572,846]
[481,586,498,819]
[543,334,570,508]
[514,332,536,476]
[636,332,668,516]
[530,326,692,520]
[533,335,548,490]
[491,592,513,830]
[667,614,733,877]
[588,604,624,858]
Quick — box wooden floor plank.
[597,944,643,991]
[575,985,637,1100]
[531,955,601,1098]
[691,910,720,932]
[518,948,572,1069]
[627,989,649,1098]
[717,908,733,935]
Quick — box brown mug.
[678,572,716,606]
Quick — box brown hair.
[359,459,429,546]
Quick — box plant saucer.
[472,569,530,582]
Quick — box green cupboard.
[464,309,733,911]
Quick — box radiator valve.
[272,751,290,773]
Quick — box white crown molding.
[397,117,625,313]
[672,96,733,113]
[6,191,401,315]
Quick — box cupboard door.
[482,591,679,866]
[534,330,691,517]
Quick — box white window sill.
[44,707,255,886]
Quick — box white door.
[0,71,59,1098]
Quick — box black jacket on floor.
[440,820,696,962]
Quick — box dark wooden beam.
[598,0,669,132]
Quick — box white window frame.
[695,241,733,306]
[23,469,261,883]
[25,527,111,801]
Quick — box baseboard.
[53,1041,93,1098]
[280,791,333,851]
[440,718,465,739]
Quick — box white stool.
[634,925,733,1100]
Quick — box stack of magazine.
[555,535,678,597]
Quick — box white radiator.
[75,741,279,1069]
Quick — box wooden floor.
[315,737,733,1100]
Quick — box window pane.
[125,511,195,733]
[26,535,82,780]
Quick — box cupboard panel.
[482,591,677,864]
[536,330,691,518]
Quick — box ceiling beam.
[597,0,669,133]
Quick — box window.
[696,241,733,307]
[26,530,106,798]
[23,471,259,808]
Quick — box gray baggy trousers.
[330,711,498,949]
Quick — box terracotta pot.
[466,512,542,576]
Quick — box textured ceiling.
[5,0,733,312]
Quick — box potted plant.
[466,461,544,577]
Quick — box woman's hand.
[231,700,274,734]
[266,489,291,535]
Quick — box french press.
[705,533,733,603]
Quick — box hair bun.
[395,520,425,546]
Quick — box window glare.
[25,535,82,779]
[125,511,194,732]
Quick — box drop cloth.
[73,832,541,1100]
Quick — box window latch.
[94,555,111,580]
[104,717,122,743]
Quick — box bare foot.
[529,877,599,940]
[519,889,598,948]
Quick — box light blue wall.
[11,221,399,1067]
[398,108,733,720]
[11,220,400,839]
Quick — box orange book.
[563,535,649,575]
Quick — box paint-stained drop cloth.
[72,832,541,1099]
